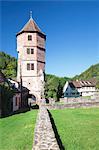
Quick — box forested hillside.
[0,52,99,98]
[73,63,99,89]
[0,52,17,78]
[73,63,99,80]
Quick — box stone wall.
[91,91,99,99]
[32,99,99,149]
[32,106,60,150]
[46,101,99,110]
[60,97,99,103]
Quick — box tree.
[45,74,70,101]
[0,82,14,117]
[0,52,17,78]
[96,81,99,89]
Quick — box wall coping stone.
[32,105,60,150]
[45,101,99,110]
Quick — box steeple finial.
[30,11,32,19]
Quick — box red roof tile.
[16,18,45,37]
[70,80,96,88]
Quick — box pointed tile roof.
[16,18,46,38]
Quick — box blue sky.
[0,1,99,77]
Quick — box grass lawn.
[50,108,99,150]
[0,110,38,150]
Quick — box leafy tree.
[96,81,99,89]
[0,52,17,78]
[45,74,70,100]
[0,82,14,117]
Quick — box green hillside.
[73,63,99,88]
[73,63,99,80]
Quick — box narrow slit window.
[27,48,30,54]
[27,63,30,70]
[31,49,34,54]
[15,97,19,106]
[31,63,34,70]
[15,97,18,106]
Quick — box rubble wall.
[32,106,60,150]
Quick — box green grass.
[50,108,99,150]
[82,96,91,99]
[0,110,38,150]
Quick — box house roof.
[69,82,75,89]
[0,71,6,83]
[16,17,46,38]
[71,80,96,88]
[14,86,29,93]
[88,78,97,86]
[72,81,82,88]
[8,78,29,93]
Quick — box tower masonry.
[16,14,46,100]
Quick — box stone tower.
[16,13,46,100]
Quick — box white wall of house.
[78,87,96,96]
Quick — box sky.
[0,0,99,77]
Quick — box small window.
[27,63,30,70]
[31,64,34,70]
[15,97,18,106]
[72,93,75,95]
[27,48,30,54]
[28,35,32,41]
[31,49,34,54]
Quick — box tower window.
[27,63,30,70]
[27,63,34,70]
[31,63,34,70]
[27,48,30,54]
[28,35,32,41]
[31,49,34,54]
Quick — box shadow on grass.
[1,104,39,118]
[30,104,39,109]
[48,110,65,150]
